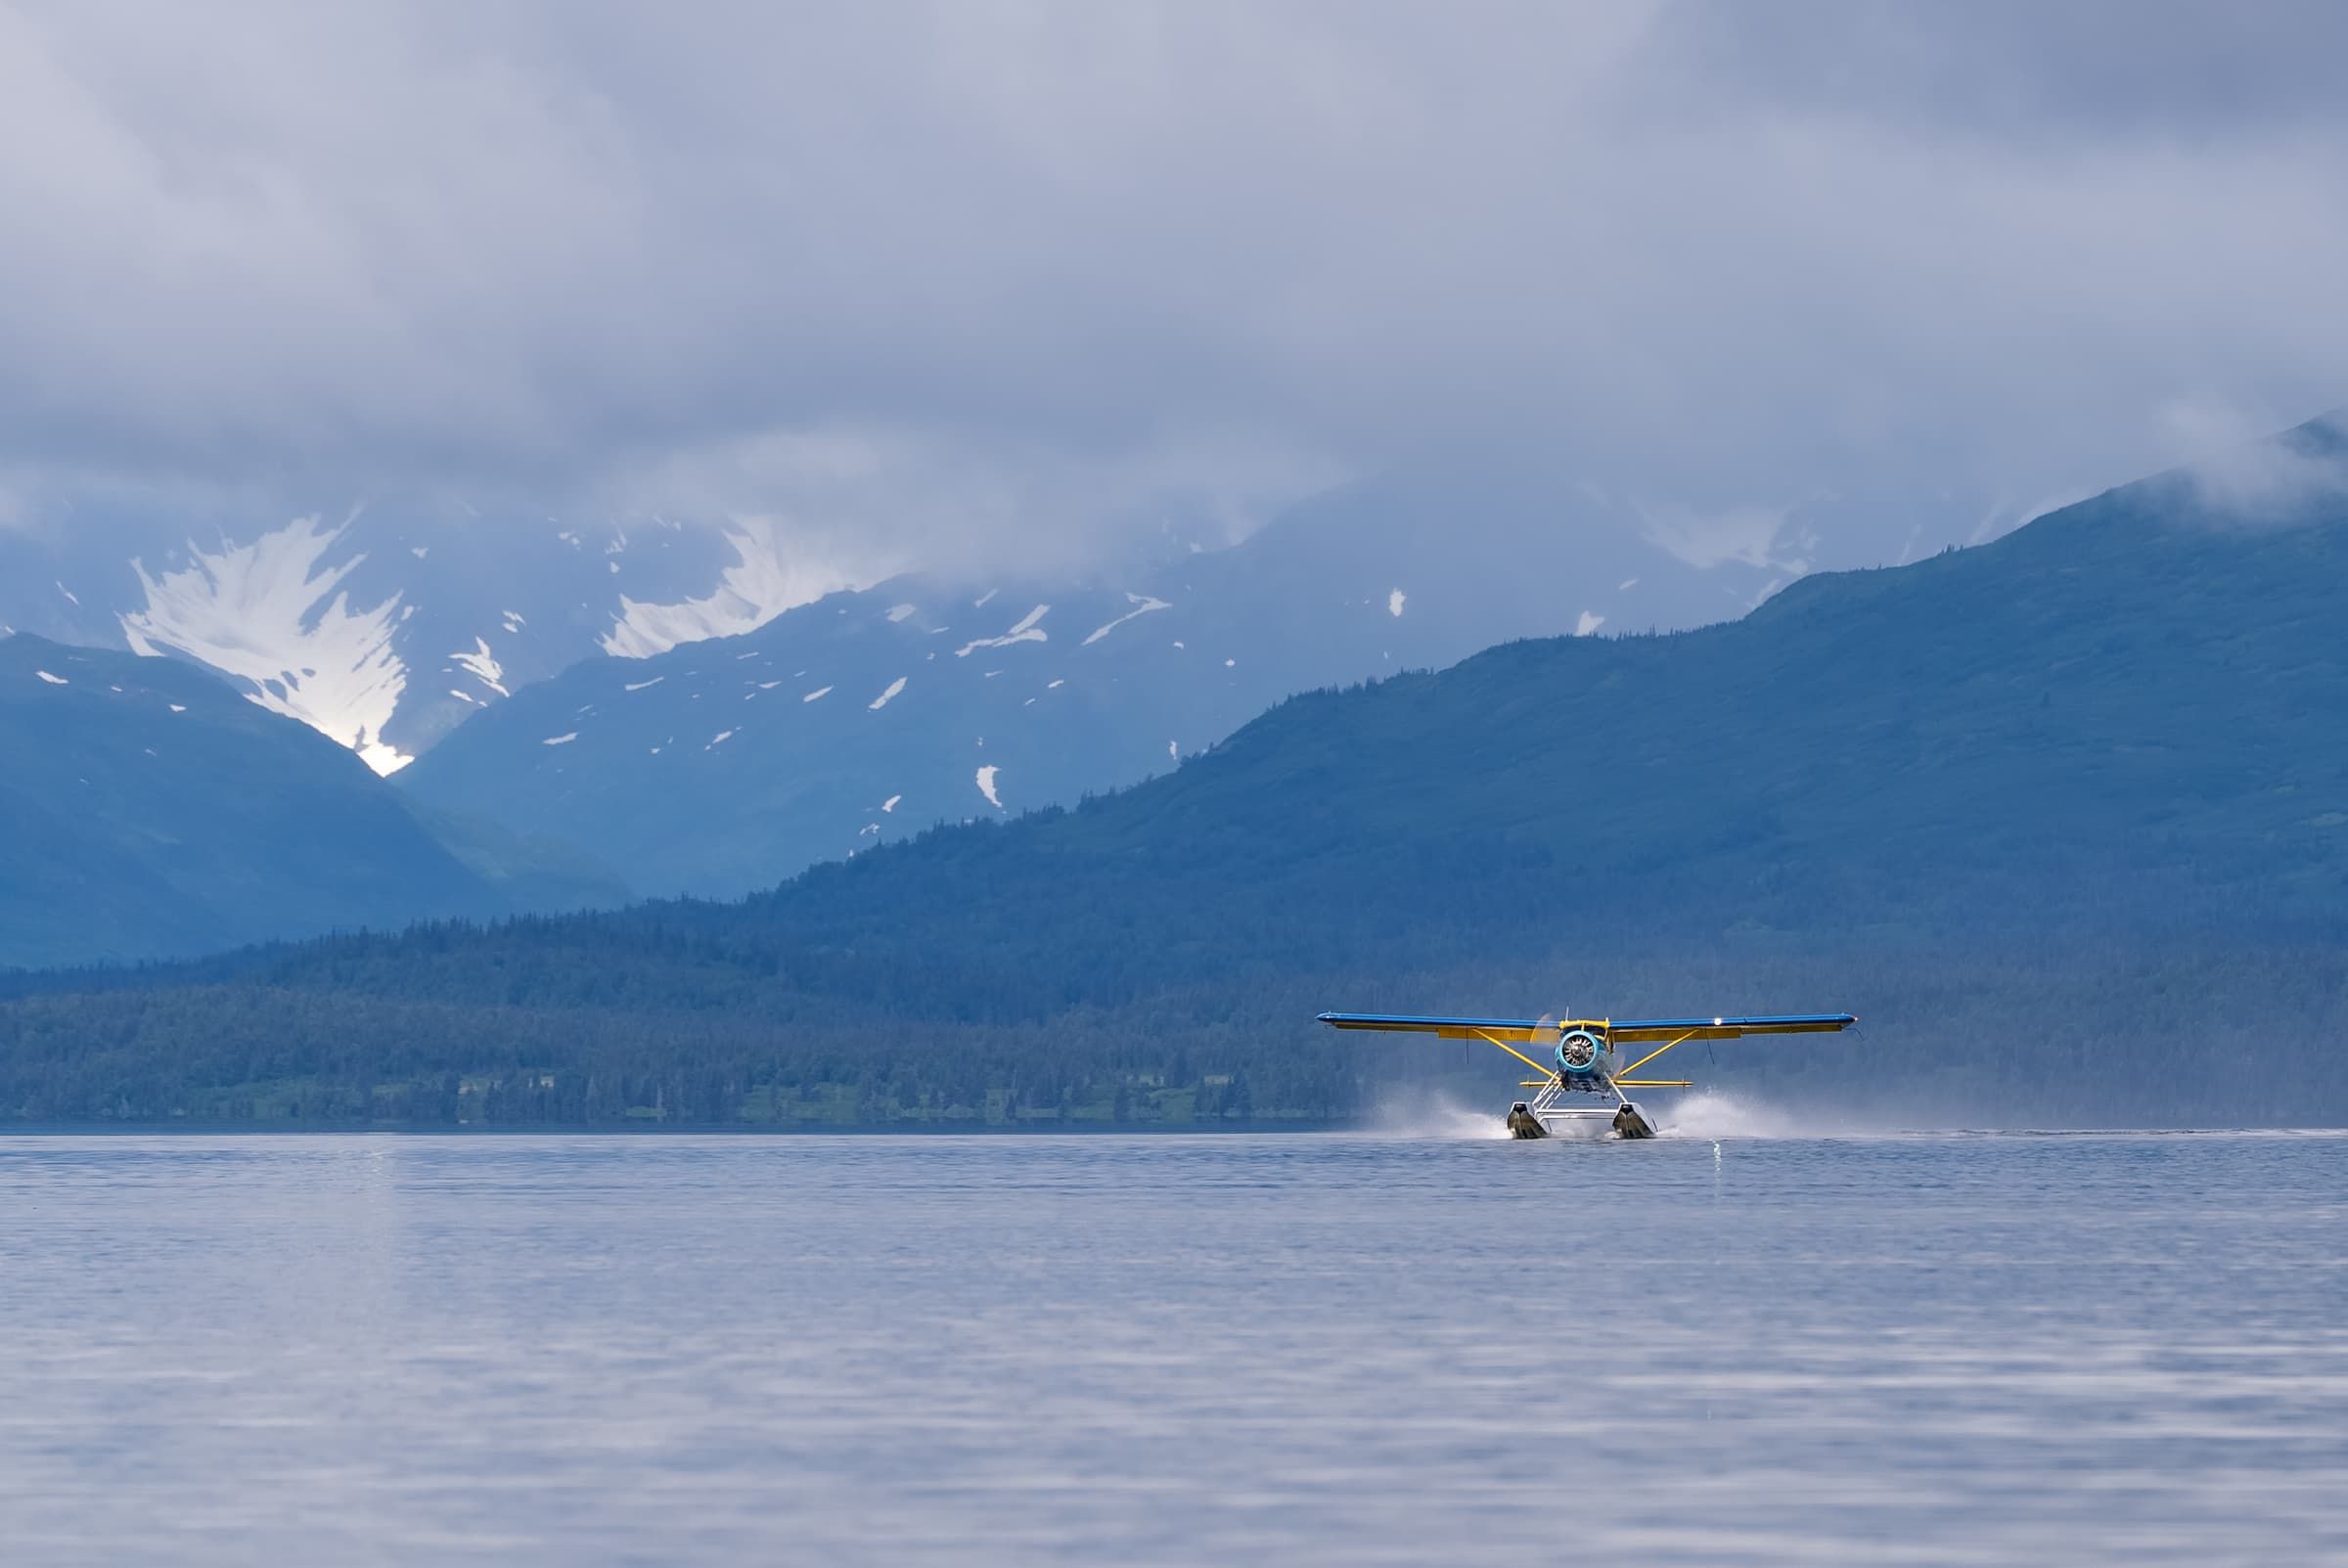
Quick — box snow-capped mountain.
[4,461,2011,904]
[394,463,1961,898]
[0,499,847,775]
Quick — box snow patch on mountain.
[956,605,1050,657]
[1576,611,1605,636]
[449,637,509,697]
[886,604,918,623]
[868,677,908,710]
[35,669,67,685]
[624,676,665,693]
[802,686,833,702]
[1388,589,1406,617]
[975,765,1003,808]
[119,515,414,775]
[1082,594,1171,646]
[543,732,578,746]
[601,519,849,659]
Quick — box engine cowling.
[1555,1027,1607,1075]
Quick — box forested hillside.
[8,417,2347,1127]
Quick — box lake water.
[2,1118,2343,1565]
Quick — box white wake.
[1366,1092,1512,1141]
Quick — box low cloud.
[1636,502,1810,574]
[0,1,2342,572]
[610,423,1344,583]
[2173,407,2348,522]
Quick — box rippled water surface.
[3,1127,2343,1565]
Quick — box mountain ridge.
[0,635,628,968]
[391,466,1823,896]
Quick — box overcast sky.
[2,0,2342,574]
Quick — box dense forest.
[7,419,2348,1129]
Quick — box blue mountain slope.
[656,410,2348,1018]
[86,413,2348,983]
[0,636,623,968]
[395,466,1804,896]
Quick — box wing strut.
[1472,1029,1560,1084]
[1613,1030,1699,1083]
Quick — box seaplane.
[1316,1009,1858,1138]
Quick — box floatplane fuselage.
[1316,1010,1858,1138]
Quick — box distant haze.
[2,1,2343,579]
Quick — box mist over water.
[1658,1088,1846,1140]
[4,1132,2343,1565]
